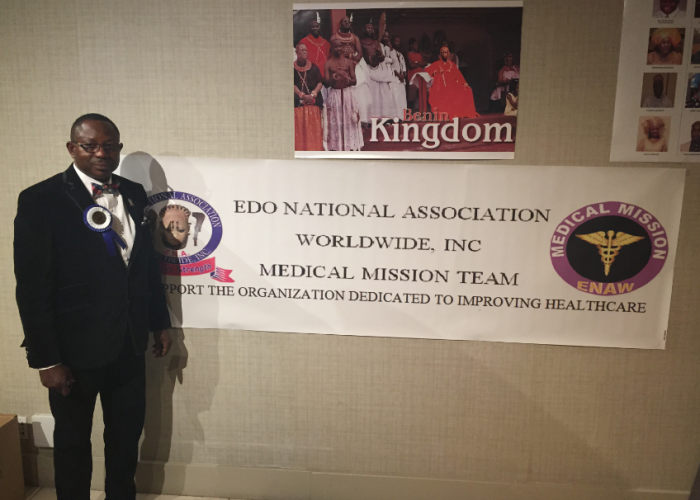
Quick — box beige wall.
[1,0,699,497]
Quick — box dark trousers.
[49,337,146,500]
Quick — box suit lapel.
[62,165,95,213]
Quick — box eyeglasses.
[71,142,121,154]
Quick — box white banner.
[611,0,700,161]
[118,156,684,349]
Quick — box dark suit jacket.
[14,165,171,370]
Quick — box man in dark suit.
[14,114,172,500]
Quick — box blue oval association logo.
[146,191,232,282]
[550,201,668,296]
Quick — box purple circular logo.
[146,191,223,266]
[550,201,668,295]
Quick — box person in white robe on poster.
[384,32,408,118]
[324,39,364,151]
[360,23,395,120]
[353,55,372,125]
[331,15,370,127]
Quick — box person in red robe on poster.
[300,15,330,77]
[294,43,324,151]
[425,45,479,119]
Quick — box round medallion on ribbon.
[84,205,112,231]
[83,205,126,257]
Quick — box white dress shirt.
[643,94,674,108]
[653,7,684,18]
[73,164,135,264]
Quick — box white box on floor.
[30,414,54,449]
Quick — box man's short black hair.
[70,113,120,140]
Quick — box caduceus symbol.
[575,230,645,276]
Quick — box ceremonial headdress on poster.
[378,12,386,41]
[159,204,191,220]
[316,11,320,24]
[650,28,682,47]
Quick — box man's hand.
[152,330,172,358]
[333,70,350,87]
[39,365,75,396]
[375,48,384,60]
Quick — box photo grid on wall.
[612,0,700,161]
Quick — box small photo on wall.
[652,0,686,18]
[678,116,700,151]
[647,27,685,65]
[691,28,700,64]
[636,116,671,152]
[685,73,700,107]
[640,72,677,107]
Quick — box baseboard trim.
[30,451,690,500]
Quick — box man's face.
[660,0,680,15]
[649,123,661,139]
[331,40,343,56]
[340,17,350,30]
[67,120,122,182]
[381,32,390,45]
[505,55,513,66]
[440,46,449,61]
[691,123,700,142]
[392,36,401,50]
[364,24,374,37]
[659,36,673,54]
[296,44,308,61]
[161,209,190,248]
[653,76,664,97]
[310,21,320,36]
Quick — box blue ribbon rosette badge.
[83,205,127,257]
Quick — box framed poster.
[292,1,523,159]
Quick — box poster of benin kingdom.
[292,1,523,159]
